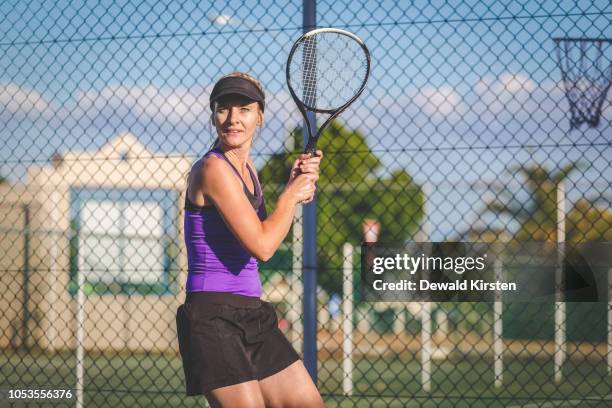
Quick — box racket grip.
[303,138,319,157]
[301,150,321,158]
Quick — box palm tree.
[467,162,581,242]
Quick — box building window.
[68,187,178,296]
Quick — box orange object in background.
[363,219,380,243]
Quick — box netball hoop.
[553,37,612,130]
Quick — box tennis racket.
[286,28,371,156]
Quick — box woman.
[176,72,326,408]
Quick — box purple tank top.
[184,148,267,297]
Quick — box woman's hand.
[288,150,324,184]
[282,172,318,205]
[287,150,323,204]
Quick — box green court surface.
[1,348,610,407]
[321,355,612,407]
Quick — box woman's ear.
[258,111,264,127]
[210,113,216,127]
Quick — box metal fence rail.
[0,1,610,407]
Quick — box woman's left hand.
[288,150,323,184]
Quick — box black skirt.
[176,291,301,395]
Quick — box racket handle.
[302,149,321,158]
[303,138,319,156]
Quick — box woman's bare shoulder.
[201,153,229,174]
[200,154,241,191]
[187,155,234,206]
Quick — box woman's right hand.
[283,172,318,205]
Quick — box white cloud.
[475,72,536,95]
[471,72,539,115]
[499,73,535,93]
[1,72,596,155]
[0,82,55,119]
[413,85,461,116]
[73,84,210,125]
[208,14,232,26]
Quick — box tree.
[566,198,612,242]
[260,120,423,295]
[466,161,611,243]
[477,162,581,242]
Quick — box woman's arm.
[201,155,318,261]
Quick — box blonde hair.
[209,72,265,150]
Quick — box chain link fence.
[1,1,611,407]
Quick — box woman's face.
[213,94,262,148]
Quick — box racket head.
[286,28,370,114]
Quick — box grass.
[1,347,611,407]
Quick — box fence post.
[421,302,432,392]
[76,260,85,408]
[494,250,504,388]
[393,306,406,335]
[301,0,318,383]
[418,182,432,392]
[554,180,566,383]
[21,204,30,351]
[342,242,354,396]
[608,267,611,375]
[48,191,60,350]
[290,205,304,353]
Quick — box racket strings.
[289,32,368,111]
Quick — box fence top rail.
[552,37,612,43]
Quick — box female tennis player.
[176,72,326,408]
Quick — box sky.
[0,0,610,240]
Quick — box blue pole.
[302,0,317,384]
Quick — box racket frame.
[286,27,371,155]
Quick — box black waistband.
[185,291,262,308]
